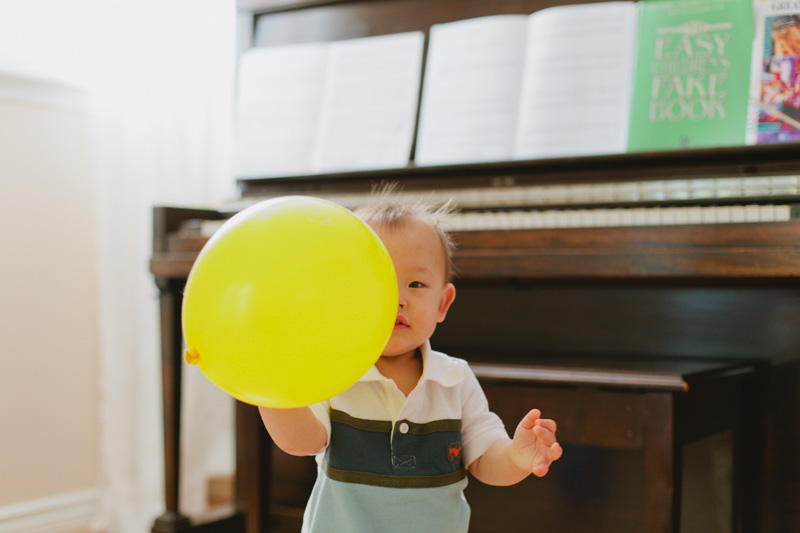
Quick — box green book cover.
[627,0,754,151]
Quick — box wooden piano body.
[149,1,800,532]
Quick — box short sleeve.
[308,399,332,455]
[458,362,510,467]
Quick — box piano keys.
[196,203,794,234]
[200,173,800,231]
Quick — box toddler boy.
[259,195,562,532]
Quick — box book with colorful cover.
[746,0,800,144]
[627,0,754,151]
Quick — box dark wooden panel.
[235,404,271,533]
[236,143,800,197]
[466,444,648,533]
[760,359,800,533]
[434,283,800,361]
[454,219,800,251]
[484,383,645,449]
[456,247,800,279]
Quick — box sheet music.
[235,43,328,178]
[415,16,529,166]
[235,32,424,178]
[514,2,638,159]
[314,32,424,172]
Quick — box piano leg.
[235,402,272,533]
[644,394,681,533]
[152,278,192,532]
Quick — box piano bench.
[468,358,758,533]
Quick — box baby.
[259,194,562,532]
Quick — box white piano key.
[700,206,717,225]
[716,206,732,224]
[713,178,741,199]
[613,181,640,202]
[582,209,598,227]
[536,212,548,228]
[673,207,690,225]
[538,185,569,204]
[689,179,717,199]
[730,205,746,223]
[464,189,485,207]
[606,209,622,227]
[769,175,800,196]
[639,181,665,201]
[588,184,616,202]
[744,177,771,196]
[620,209,635,226]
[775,205,791,221]
[665,180,690,201]
[745,205,762,223]
[659,208,675,225]
[506,212,519,229]
[493,189,519,207]
[488,211,502,230]
[761,205,776,222]
[686,208,704,225]
[632,208,648,226]
[567,185,591,204]
[564,210,580,227]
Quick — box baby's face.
[372,219,455,360]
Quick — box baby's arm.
[468,409,561,486]
[258,406,328,456]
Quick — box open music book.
[234,32,424,178]
[627,0,754,151]
[747,0,800,145]
[414,2,638,166]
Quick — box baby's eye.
[408,281,425,289]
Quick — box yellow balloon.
[182,196,397,408]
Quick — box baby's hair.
[354,183,457,282]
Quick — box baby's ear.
[437,283,456,323]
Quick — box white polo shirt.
[303,341,509,533]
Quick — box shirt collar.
[359,341,464,387]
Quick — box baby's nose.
[397,291,408,308]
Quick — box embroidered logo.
[447,442,462,463]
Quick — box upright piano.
[149,1,800,532]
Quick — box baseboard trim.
[0,489,100,533]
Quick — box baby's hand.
[511,409,562,477]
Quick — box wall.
[0,71,101,529]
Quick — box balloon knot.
[185,349,200,365]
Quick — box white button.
[399,422,409,434]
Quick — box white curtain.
[1,0,244,529]
[84,1,238,531]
